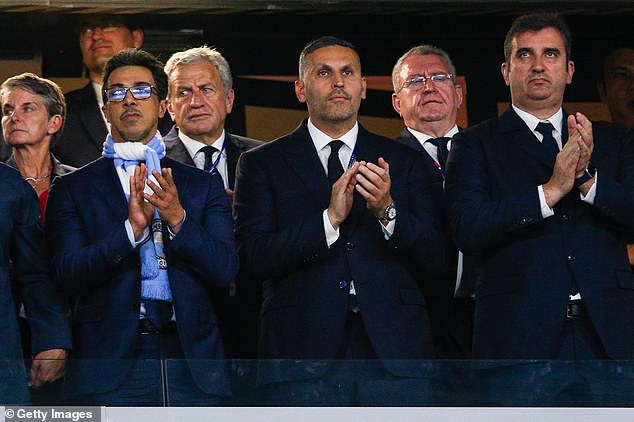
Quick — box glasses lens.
[102,23,122,33]
[431,74,451,83]
[405,76,425,90]
[130,86,153,100]
[106,88,126,102]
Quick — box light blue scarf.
[103,134,172,302]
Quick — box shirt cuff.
[323,209,340,247]
[380,219,395,240]
[125,219,150,248]
[538,185,555,219]
[580,171,597,205]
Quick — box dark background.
[0,4,630,133]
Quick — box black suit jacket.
[395,129,461,351]
[46,156,238,396]
[445,107,634,359]
[52,83,173,168]
[234,121,447,380]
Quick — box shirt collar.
[512,105,563,135]
[179,130,226,158]
[307,118,358,152]
[407,125,459,144]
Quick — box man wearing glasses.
[46,49,237,405]
[51,16,171,168]
[392,45,474,361]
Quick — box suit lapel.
[280,123,331,210]
[225,134,241,189]
[502,107,556,169]
[88,158,129,221]
[398,128,426,154]
[79,84,109,151]
[164,127,196,167]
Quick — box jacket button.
[567,255,575,261]
[339,281,348,289]
[346,242,354,250]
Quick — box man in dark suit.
[392,44,474,360]
[50,15,171,168]
[445,12,634,405]
[234,36,447,405]
[163,46,262,360]
[46,49,238,406]
[0,164,71,404]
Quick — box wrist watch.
[574,163,596,188]
[379,201,397,223]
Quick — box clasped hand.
[129,163,185,238]
[327,157,393,229]
[543,112,594,207]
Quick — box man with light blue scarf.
[46,49,238,406]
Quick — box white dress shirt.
[306,119,395,248]
[179,130,229,189]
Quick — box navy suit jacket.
[52,83,173,168]
[234,122,447,380]
[0,164,71,402]
[45,156,238,396]
[445,107,634,359]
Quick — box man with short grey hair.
[392,45,474,359]
[164,46,262,359]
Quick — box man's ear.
[132,29,144,48]
[158,99,167,118]
[501,62,510,86]
[295,80,306,104]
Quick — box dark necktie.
[201,145,218,172]
[328,140,345,185]
[535,122,559,159]
[428,137,451,169]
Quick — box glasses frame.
[104,85,157,103]
[79,23,125,38]
[399,73,454,93]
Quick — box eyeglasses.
[104,85,157,102]
[399,74,454,92]
[79,23,125,38]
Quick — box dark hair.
[102,48,168,103]
[504,11,572,62]
[299,36,360,80]
[0,72,66,139]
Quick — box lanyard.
[208,140,226,174]
[347,144,357,169]
[434,160,445,179]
